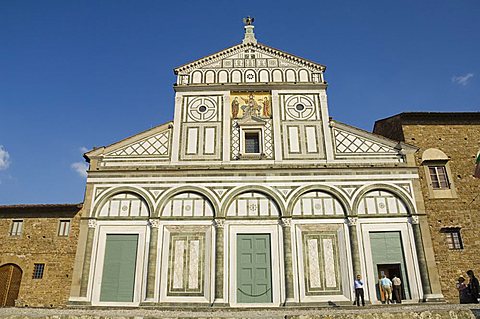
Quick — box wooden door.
[236,234,272,303]
[99,234,139,302]
[0,264,22,307]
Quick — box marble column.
[347,217,361,278]
[145,219,159,300]
[79,220,96,297]
[281,218,294,301]
[214,219,224,302]
[410,216,432,296]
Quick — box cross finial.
[242,16,257,44]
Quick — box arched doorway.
[0,264,22,307]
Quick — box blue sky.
[0,0,479,204]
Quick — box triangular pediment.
[175,43,325,74]
[174,42,326,85]
[236,115,266,125]
[86,121,173,160]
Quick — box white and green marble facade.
[68,23,444,307]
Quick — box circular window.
[295,104,305,111]
[198,105,207,113]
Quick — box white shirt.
[354,279,364,289]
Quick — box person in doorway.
[392,275,402,303]
[466,270,479,303]
[457,276,470,304]
[380,275,393,304]
[354,274,365,306]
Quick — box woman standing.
[467,270,479,304]
[457,276,469,304]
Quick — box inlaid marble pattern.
[176,44,325,85]
[107,130,170,157]
[227,191,280,217]
[334,128,396,154]
[358,190,408,215]
[302,232,341,295]
[167,233,205,296]
[186,96,219,122]
[98,193,149,218]
[161,192,214,218]
[323,239,336,288]
[307,239,321,288]
[293,191,345,216]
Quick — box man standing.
[380,275,393,304]
[392,275,402,303]
[354,274,365,306]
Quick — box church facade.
[68,21,444,307]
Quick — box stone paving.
[0,304,479,319]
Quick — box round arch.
[155,185,219,218]
[221,185,285,218]
[0,263,23,307]
[352,184,415,216]
[287,185,351,217]
[91,186,154,218]
[422,148,449,162]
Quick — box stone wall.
[374,114,480,303]
[402,123,480,303]
[0,205,82,307]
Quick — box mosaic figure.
[231,97,239,118]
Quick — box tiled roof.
[0,203,82,214]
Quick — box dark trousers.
[393,285,402,303]
[355,288,365,306]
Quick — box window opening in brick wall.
[58,220,70,236]
[429,166,450,189]
[32,263,45,279]
[441,228,463,250]
[10,220,23,236]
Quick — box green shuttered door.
[100,234,139,302]
[237,234,272,303]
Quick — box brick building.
[0,204,82,307]
[374,112,480,302]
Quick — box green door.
[237,234,272,303]
[100,234,138,302]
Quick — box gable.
[174,43,326,85]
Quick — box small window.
[58,220,70,237]
[429,166,450,189]
[10,220,23,236]
[32,263,45,279]
[245,132,260,153]
[441,228,463,250]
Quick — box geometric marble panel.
[302,232,341,295]
[98,192,149,218]
[227,192,279,217]
[167,233,205,296]
[107,130,170,157]
[293,191,344,217]
[357,190,408,215]
[334,128,396,154]
[162,192,214,218]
